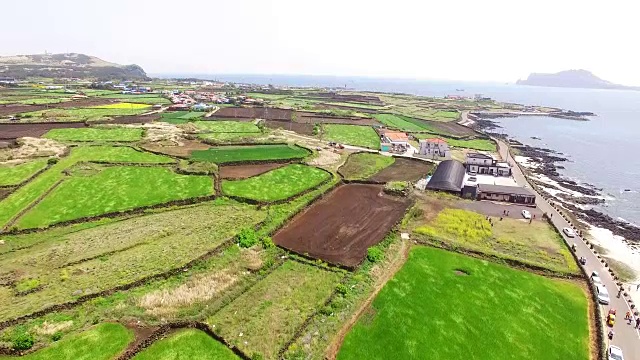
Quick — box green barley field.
[323,125,380,149]
[191,144,309,164]
[339,153,395,180]
[0,159,48,186]
[44,127,143,142]
[133,329,239,360]
[338,246,589,360]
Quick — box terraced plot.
[133,329,239,360]
[338,247,589,360]
[17,166,213,229]
[20,106,150,122]
[0,323,133,360]
[338,153,395,180]
[222,164,330,202]
[193,121,260,133]
[0,159,48,186]
[0,146,173,229]
[191,144,309,164]
[44,127,143,142]
[323,124,380,149]
[208,261,342,359]
[0,202,267,322]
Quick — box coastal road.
[497,139,640,360]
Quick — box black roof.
[477,184,536,197]
[426,160,465,192]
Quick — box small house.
[465,152,511,177]
[418,138,450,159]
[477,184,536,205]
[381,131,409,146]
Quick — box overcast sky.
[2,0,639,85]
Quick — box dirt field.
[219,163,287,179]
[0,104,46,117]
[0,122,87,140]
[103,114,159,124]
[209,107,292,120]
[0,98,116,117]
[140,139,209,158]
[367,158,434,182]
[265,120,314,135]
[0,188,12,201]
[273,184,412,267]
[314,104,378,114]
[425,120,477,137]
[296,112,381,126]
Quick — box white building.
[418,138,450,159]
[465,152,511,176]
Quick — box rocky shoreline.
[474,117,639,244]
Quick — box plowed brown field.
[368,158,434,182]
[219,163,287,179]
[273,184,412,267]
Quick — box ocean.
[171,74,640,226]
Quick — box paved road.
[497,139,640,360]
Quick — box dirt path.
[325,238,411,359]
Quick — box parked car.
[596,285,610,305]
[608,345,624,360]
[468,176,477,182]
[563,227,576,237]
[521,210,531,219]
[591,271,602,285]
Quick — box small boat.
[456,88,464,91]
[624,189,631,192]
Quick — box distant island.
[516,69,640,91]
[0,53,148,80]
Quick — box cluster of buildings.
[425,153,536,205]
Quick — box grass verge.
[338,153,394,180]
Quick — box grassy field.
[338,246,589,360]
[17,166,213,229]
[208,260,342,359]
[133,329,239,360]
[0,323,133,360]
[0,146,173,229]
[0,159,48,186]
[0,202,267,322]
[245,92,291,100]
[440,137,496,151]
[20,107,150,122]
[339,153,395,180]
[372,114,425,131]
[198,132,262,142]
[160,111,205,124]
[323,125,380,149]
[410,206,577,274]
[44,127,144,142]
[222,164,329,202]
[191,144,309,164]
[322,101,386,110]
[193,121,260,133]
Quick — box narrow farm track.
[325,238,410,360]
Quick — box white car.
[563,227,576,238]
[521,210,531,219]
[591,271,602,285]
[596,285,610,305]
[608,345,624,360]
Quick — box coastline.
[472,116,640,290]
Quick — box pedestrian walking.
[617,287,623,298]
[550,213,553,219]
[636,317,640,329]
[637,283,640,291]
[626,311,632,324]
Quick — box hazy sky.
[2,0,639,85]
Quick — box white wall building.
[418,138,451,159]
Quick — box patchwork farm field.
[0,202,267,321]
[133,329,239,360]
[337,246,589,360]
[222,164,330,202]
[219,163,286,179]
[19,105,150,122]
[43,127,143,142]
[190,144,310,164]
[17,166,214,229]
[0,323,133,360]
[323,124,380,149]
[194,120,260,133]
[408,201,578,274]
[0,159,48,186]
[0,146,174,229]
[208,260,342,359]
[160,111,204,124]
[274,184,412,267]
[338,153,395,180]
[367,157,434,182]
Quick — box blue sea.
[159,74,640,225]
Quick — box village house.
[465,152,511,176]
[477,184,536,205]
[418,138,450,159]
[380,131,409,153]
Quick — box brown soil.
[273,184,412,267]
[368,158,434,182]
[296,112,381,126]
[314,103,378,114]
[140,139,209,158]
[0,104,46,117]
[209,107,292,121]
[0,98,116,117]
[300,93,383,105]
[0,122,87,140]
[265,120,314,135]
[0,188,12,201]
[101,114,159,125]
[123,322,160,357]
[426,121,478,137]
[219,163,286,179]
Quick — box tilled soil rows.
[367,158,434,182]
[265,120,314,135]
[273,184,412,267]
[209,107,292,120]
[219,163,287,179]
[101,114,159,124]
[0,122,87,140]
[425,120,478,137]
[296,112,380,126]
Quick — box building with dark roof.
[477,184,536,205]
[426,160,466,193]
